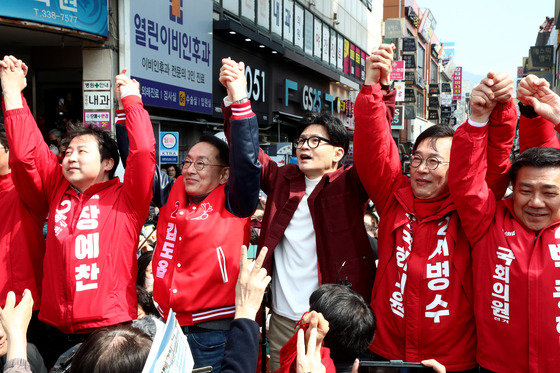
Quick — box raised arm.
[449,81,500,245]
[517,75,560,152]
[218,58,261,217]
[1,56,57,214]
[484,72,517,199]
[114,78,174,208]
[353,44,403,215]
[115,71,156,219]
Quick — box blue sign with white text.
[0,0,108,37]
[160,131,179,164]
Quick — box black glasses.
[410,155,449,170]
[182,159,226,171]
[293,136,333,149]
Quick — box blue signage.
[160,132,179,164]
[0,0,108,37]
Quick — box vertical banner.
[390,61,406,80]
[361,50,366,81]
[257,0,270,30]
[241,0,256,22]
[394,82,405,102]
[313,18,322,58]
[160,132,179,164]
[129,0,212,114]
[294,4,304,49]
[452,67,462,100]
[283,0,294,43]
[271,0,282,37]
[329,29,337,66]
[337,35,343,70]
[322,23,329,62]
[350,43,356,76]
[343,39,350,74]
[354,47,361,79]
[304,10,314,55]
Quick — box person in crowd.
[166,164,179,179]
[116,58,261,373]
[136,251,158,318]
[353,43,516,371]
[219,57,385,372]
[1,57,156,368]
[448,75,560,372]
[363,209,378,261]
[0,123,46,341]
[0,291,46,373]
[47,129,62,155]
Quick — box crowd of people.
[0,41,559,373]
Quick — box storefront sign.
[160,132,179,163]
[403,54,416,69]
[384,18,406,38]
[128,0,212,114]
[405,6,419,28]
[418,8,436,42]
[83,81,111,91]
[530,45,554,68]
[405,88,416,103]
[284,78,335,114]
[84,91,110,110]
[0,0,108,37]
[404,71,416,86]
[392,105,405,130]
[428,96,440,107]
[428,84,439,95]
[395,82,405,102]
[391,61,406,80]
[453,66,462,100]
[402,37,417,52]
[84,110,111,130]
[441,82,452,93]
[405,105,416,119]
[428,109,439,121]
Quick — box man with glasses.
[219,58,386,371]
[114,77,260,372]
[353,43,516,371]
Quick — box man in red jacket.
[353,43,515,371]
[449,76,560,372]
[1,56,155,368]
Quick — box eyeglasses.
[182,159,226,171]
[293,136,333,149]
[410,155,449,170]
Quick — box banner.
[452,67,462,100]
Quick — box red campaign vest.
[153,181,250,326]
[474,200,560,373]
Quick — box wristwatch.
[233,97,249,104]
[380,82,393,92]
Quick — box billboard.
[127,0,212,114]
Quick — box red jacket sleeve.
[485,99,517,199]
[120,95,156,221]
[353,84,407,216]
[4,95,60,217]
[449,123,497,245]
[518,114,560,153]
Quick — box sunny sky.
[419,0,555,86]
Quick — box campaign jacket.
[150,100,260,325]
[0,173,46,310]
[153,183,250,325]
[450,118,560,373]
[4,95,155,333]
[353,86,516,370]
[221,98,396,305]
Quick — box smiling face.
[182,141,229,196]
[296,124,344,180]
[0,323,7,357]
[513,166,560,231]
[62,134,114,193]
[410,136,452,200]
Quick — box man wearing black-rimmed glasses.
[219,57,389,372]
[353,43,516,372]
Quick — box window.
[416,91,424,118]
[430,60,438,83]
[417,44,425,82]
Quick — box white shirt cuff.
[223,96,233,107]
[468,118,489,127]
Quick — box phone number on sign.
[33,8,77,23]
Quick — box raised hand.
[486,72,514,103]
[302,310,329,348]
[0,56,27,110]
[470,75,498,123]
[219,58,248,102]
[0,289,33,361]
[296,327,326,373]
[365,44,395,86]
[234,246,271,320]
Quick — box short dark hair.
[136,284,159,318]
[70,325,152,373]
[67,122,120,179]
[412,124,455,154]
[0,123,7,152]
[136,251,153,288]
[298,113,350,157]
[197,134,230,166]
[309,284,376,363]
[510,146,560,185]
